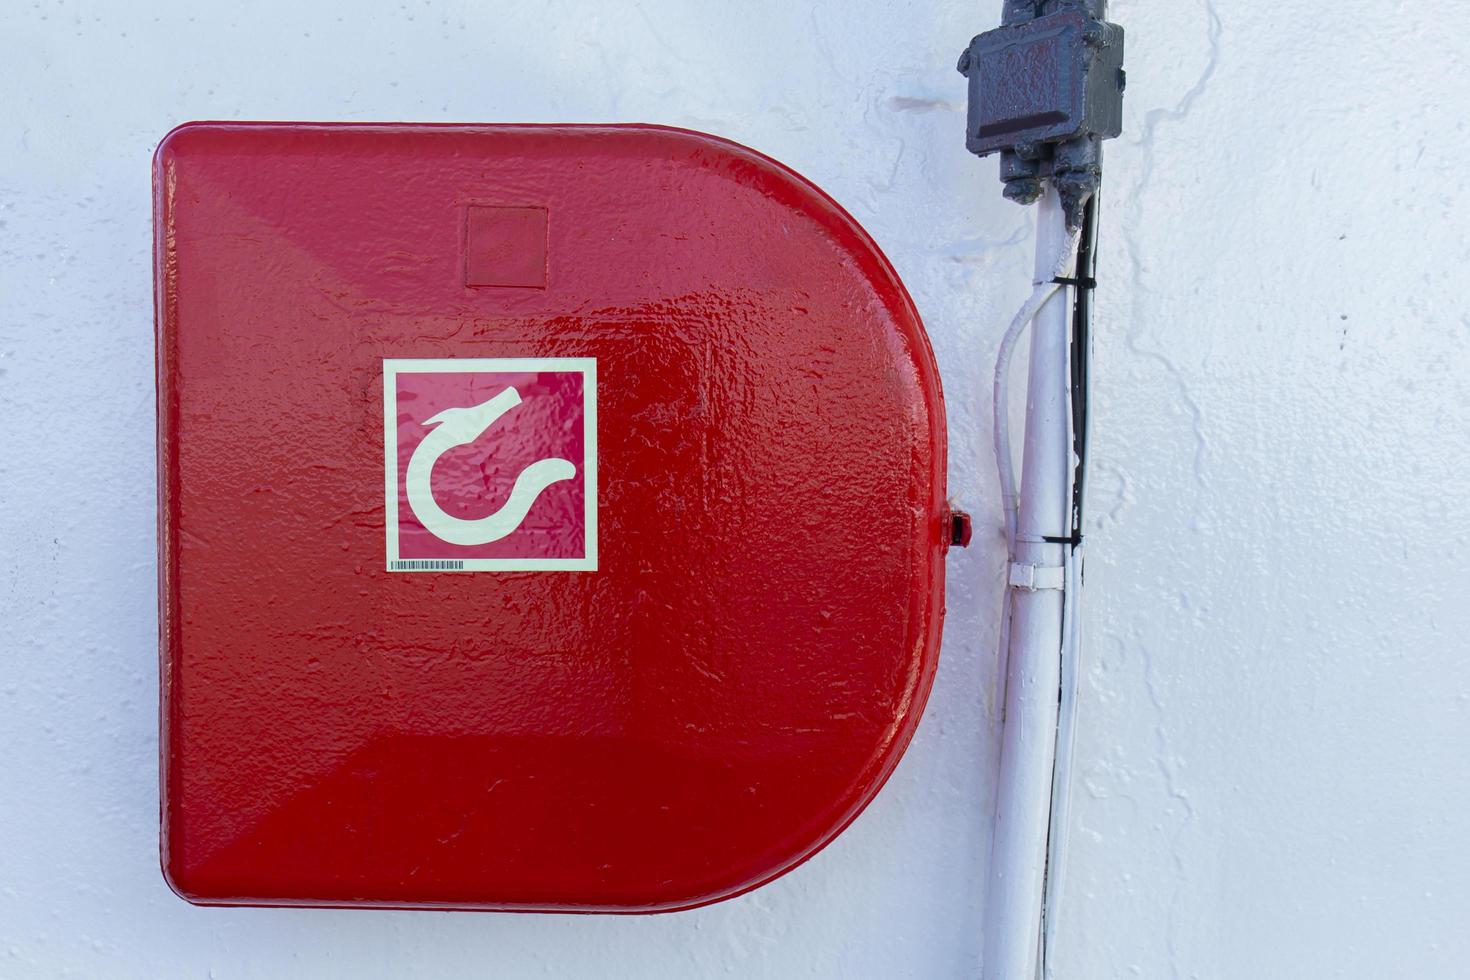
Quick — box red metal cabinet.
[155,122,949,911]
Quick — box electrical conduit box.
[155,123,950,911]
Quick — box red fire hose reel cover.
[155,122,949,911]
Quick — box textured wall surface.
[2,0,1467,977]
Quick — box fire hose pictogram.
[405,387,576,546]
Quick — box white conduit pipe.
[982,186,1078,980]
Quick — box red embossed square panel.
[464,205,547,288]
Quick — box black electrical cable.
[1040,192,1098,549]
[1038,190,1101,980]
[1067,192,1099,547]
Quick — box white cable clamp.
[1008,561,1066,592]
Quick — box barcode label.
[390,559,466,571]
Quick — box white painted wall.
[3,0,1467,976]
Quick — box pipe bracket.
[1008,561,1066,591]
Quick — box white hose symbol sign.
[405,387,576,546]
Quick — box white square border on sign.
[382,357,598,573]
